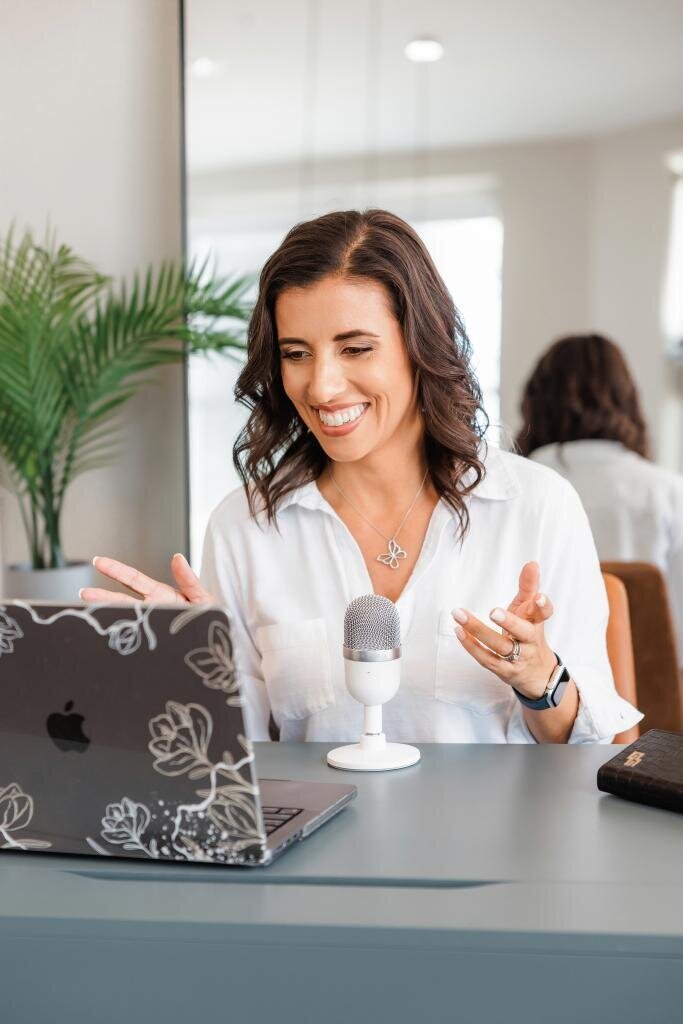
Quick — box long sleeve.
[506,477,644,743]
[200,513,272,741]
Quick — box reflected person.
[517,332,683,667]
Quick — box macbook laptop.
[0,600,356,866]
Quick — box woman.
[517,332,683,667]
[82,211,641,744]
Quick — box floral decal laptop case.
[0,602,268,865]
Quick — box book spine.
[597,765,683,813]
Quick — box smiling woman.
[234,210,485,537]
[83,209,643,748]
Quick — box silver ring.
[501,638,521,663]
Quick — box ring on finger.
[501,638,521,663]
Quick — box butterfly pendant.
[377,538,407,570]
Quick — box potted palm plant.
[0,227,252,600]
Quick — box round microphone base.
[327,735,420,772]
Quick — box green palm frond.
[0,227,254,568]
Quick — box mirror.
[182,0,683,564]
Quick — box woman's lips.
[315,404,369,437]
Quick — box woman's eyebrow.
[335,329,380,341]
[278,329,380,346]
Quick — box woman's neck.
[320,433,431,518]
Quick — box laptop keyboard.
[262,806,304,836]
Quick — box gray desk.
[2,743,683,1023]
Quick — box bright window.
[414,217,502,428]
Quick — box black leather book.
[597,728,683,813]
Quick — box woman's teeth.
[317,403,368,427]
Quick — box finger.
[530,591,554,623]
[170,553,213,603]
[512,591,555,625]
[79,587,138,605]
[508,561,540,613]
[92,555,161,598]
[453,623,512,678]
[489,606,537,643]
[452,608,530,656]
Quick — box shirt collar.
[532,439,632,464]
[276,479,328,513]
[463,443,521,501]
[276,442,520,515]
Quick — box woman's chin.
[315,434,372,462]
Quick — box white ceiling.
[185,0,683,172]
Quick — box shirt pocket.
[255,618,335,722]
[434,609,512,715]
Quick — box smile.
[316,403,368,427]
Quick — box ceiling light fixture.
[404,37,444,63]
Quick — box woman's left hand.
[451,561,559,700]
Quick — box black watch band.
[512,652,570,710]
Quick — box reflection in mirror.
[183,0,683,565]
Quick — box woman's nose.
[306,355,346,405]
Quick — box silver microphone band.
[343,646,401,663]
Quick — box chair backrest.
[601,572,639,744]
[601,561,683,734]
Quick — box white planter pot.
[2,562,94,602]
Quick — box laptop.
[0,600,356,866]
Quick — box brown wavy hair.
[233,209,488,537]
[516,333,650,458]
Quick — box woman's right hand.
[79,553,216,606]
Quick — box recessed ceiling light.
[404,38,444,63]
[191,57,220,79]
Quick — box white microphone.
[326,594,421,771]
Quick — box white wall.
[0,0,184,585]
[591,116,683,468]
[382,128,682,456]
[416,127,683,460]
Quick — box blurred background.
[1,0,682,581]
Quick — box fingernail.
[452,607,468,625]
[91,556,99,566]
[535,593,546,607]
[454,624,465,640]
[490,608,505,624]
[78,589,84,600]
[173,552,187,562]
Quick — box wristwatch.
[512,652,570,710]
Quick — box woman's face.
[275,275,420,464]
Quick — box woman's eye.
[281,346,371,360]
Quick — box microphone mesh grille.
[344,594,401,650]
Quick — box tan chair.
[601,561,683,734]
[601,572,639,744]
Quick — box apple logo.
[46,700,90,753]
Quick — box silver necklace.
[329,469,429,570]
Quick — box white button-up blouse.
[200,446,643,744]
[530,439,683,668]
